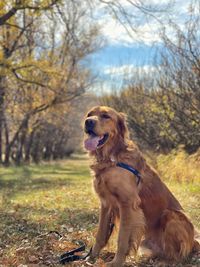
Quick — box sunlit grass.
[0,155,99,226]
[0,151,199,266]
[154,149,200,228]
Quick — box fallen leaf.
[28,255,38,263]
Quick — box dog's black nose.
[85,119,95,131]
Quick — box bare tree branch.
[0,0,60,26]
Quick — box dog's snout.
[85,119,96,131]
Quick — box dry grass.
[154,149,200,229]
[0,151,199,266]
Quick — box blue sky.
[90,43,160,91]
[91,44,159,70]
[88,0,193,92]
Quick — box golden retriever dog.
[83,106,199,267]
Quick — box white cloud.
[97,0,193,46]
[98,15,162,46]
[91,64,158,93]
[103,64,157,76]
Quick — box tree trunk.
[4,115,30,165]
[31,132,41,163]
[43,143,52,161]
[14,120,28,165]
[3,116,10,166]
[0,76,6,163]
[25,130,35,163]
[4,145,10,166]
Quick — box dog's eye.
[101,114,110,119]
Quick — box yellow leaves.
[0,53,12,76]
[0,1,5,9]
[0,1,7,16]
[149,100,175,120]
[0,0,56,26]
[4,50,74,120]
[12,57,62,80]
[151,102,160,113]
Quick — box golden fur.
[83,106,199,267]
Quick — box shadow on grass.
[0,209,46,247]
[1,206,199,267]
[1,203,98,231]
[0,202,97,265]
[0,176,73,190]
[0,205,98,264]
[0,166,81,208]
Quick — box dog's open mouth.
[84,131,109,151]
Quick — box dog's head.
[83,106,129,152]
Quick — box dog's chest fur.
[91,162,120,208]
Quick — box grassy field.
[0,151,199,266]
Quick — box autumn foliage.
[101,5,200,153]
[0,0,99,165]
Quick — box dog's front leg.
[106,206,145,267]
[90,203,114,261]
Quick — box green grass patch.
[0,152,199,266]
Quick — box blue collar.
[116,162,141,186]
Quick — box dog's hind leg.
[139,237,162,259]
[160,209,195,261]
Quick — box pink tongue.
[84,136,101,151]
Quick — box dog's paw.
[86,255,97,265]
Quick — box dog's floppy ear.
[117,112,129,139]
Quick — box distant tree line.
[0,0,99,165]
[101,5,200,153]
